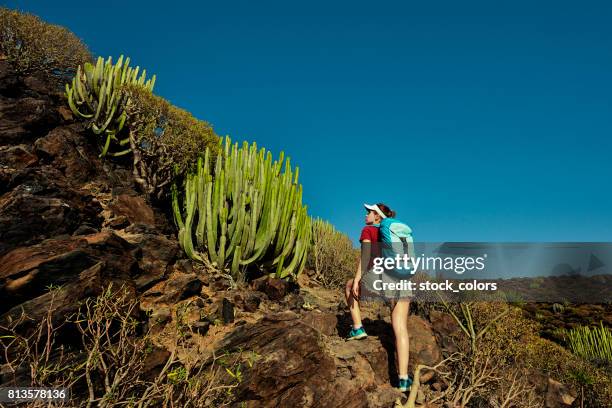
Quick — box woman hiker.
[344,203,413,392]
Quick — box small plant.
[501,290,525,306]
[244,350,260,368]
[528,281,541,290]
[552,303,565,314]
[569,368,594,408]
[167,365,188,384]
[225,364,242,383]
[560,322,612,364]
[45,283,63,292]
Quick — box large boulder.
[219,311,369,408]
[0,144,38,170]
[0,60,19,96]
[216,310,413,408]
[428,309,460,353]
[141,270,203,309]
[302,309,338,336]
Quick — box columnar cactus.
[65,55,156,157]
[172,136,312,280]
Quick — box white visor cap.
[364,203,387,219]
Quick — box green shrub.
[307,218,357,289]
[122,85,219,199]
[498,289,526,306]
[172,136,311,281]
[0,8,91,80]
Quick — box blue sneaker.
[398,377,413,392]
[346,326,368,340]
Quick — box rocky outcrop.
[1,262,113,340]
[0,163,104,255]
[211,305,447,408]
[0,59,179,341]
[0,94,60,145]
[116,223,179,290]
[219,310,404,408]
[0,230,138,313]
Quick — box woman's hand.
[351,276,361,299]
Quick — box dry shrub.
[467,302,610,407]
[475,302,611,407]
[122,84,220,199]
[0,8,91,80]
[523,334,612,408]
[0,284,244,407]
[401,301,611,408]
[307,218,358,289]
[422,302,541,408]
[469,301,539,362]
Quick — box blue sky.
[8,0,612,242]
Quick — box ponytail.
[376,203,395,218]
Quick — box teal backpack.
[379,217,415,273]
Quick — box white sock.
[353,324,362,330]
[399,375,409,380]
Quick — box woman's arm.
[352,239,372,298]
[356,239,372,279]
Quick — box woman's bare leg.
[345,279,363,328]
[391,299,410,377]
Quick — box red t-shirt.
[359,225,380,269]
[359,225,379,243]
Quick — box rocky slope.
[0,60,581,408]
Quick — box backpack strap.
[390,228,414,258]
[399,237,411,256]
